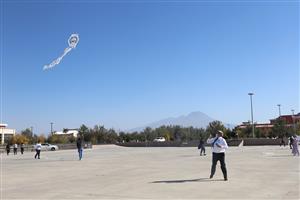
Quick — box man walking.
[77,137,83,160]
[13,143,18,155]
[207,130,228,181]
[289,136,294,149]
[20,143,25,154]
[6,143,10,155]
[198,138,206,156]
[34,142,42,159]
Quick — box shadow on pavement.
[269,155,295,157]
[150,178,224,183]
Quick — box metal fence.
[243,138,287,146]
[0,142,92,153]
[116,139,243,147]
[115,138,290,147]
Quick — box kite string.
[0,0,3,124]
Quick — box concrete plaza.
[1,145,299,199]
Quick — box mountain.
[128,111,234,132]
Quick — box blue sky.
[1,0,299,134]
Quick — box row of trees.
[7,120,300,145]
[118,121,237,143]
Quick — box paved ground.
[1,145,299,200]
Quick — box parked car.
[153,137,166,142]
[33,143,59,151]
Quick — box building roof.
[0,124,8,128]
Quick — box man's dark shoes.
[209,175,213,179]
[224,177,228,181]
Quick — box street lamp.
[277,104,281,117]
[30,126,33,137]
[248,93,255,138]
[291,109,296,134]
[50,122,53,135]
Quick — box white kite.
[43,33,79,70]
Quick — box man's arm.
[206,135,215,144]
[216,138,228,149]
[216,143,222,148]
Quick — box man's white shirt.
[35,143,42,150]
[207,137,228,153]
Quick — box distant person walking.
[207,130,228,181]
[34,142,42,159]
[291,135,299,156]
[77,137,83,160]
[20,143,25,155]
[198,139,206,156]
[289,137,294,149]
[13,143,18,155]
[6,143,10,155]
[280,138,285,147]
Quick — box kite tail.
[43,47,72,70]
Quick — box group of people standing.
[4,137,84,160]
[5,143,25,155]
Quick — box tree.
[93,125,106,144]
[271,119,287,138]
[106,129,118,143]
[47,134,69,144]
[227,129,238,139]
[78,124,89,141]
[21,128,33,138]
[37,135,46,143]
[156,126,171,141]
[206,121,227,137]
[20,128,34,144]
[143,127,157,141]
[296,122,300,135]
[254,128,262,138]
[236,124,252,138]
[173,125,182,141]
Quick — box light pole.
[248,92,255,138]
[30,126,33,137]
[277,104,281,117]
[248,93,255,138]
[50,122,53,135]
[291,109,296,134]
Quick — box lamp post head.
[291,109,295,115]
[248,93,254,96]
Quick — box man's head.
[216,130,224,137]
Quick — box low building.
[271,114,300,125]
[0,124,16,144]
[54,129,79,137]
[236,113,300,137]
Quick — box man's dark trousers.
[210,152,227,179]
[35,150,40,159]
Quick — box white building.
[54,129,79,137]
[0,124,16,144]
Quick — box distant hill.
[128,111,235,132]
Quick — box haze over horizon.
[1,1,299,134]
